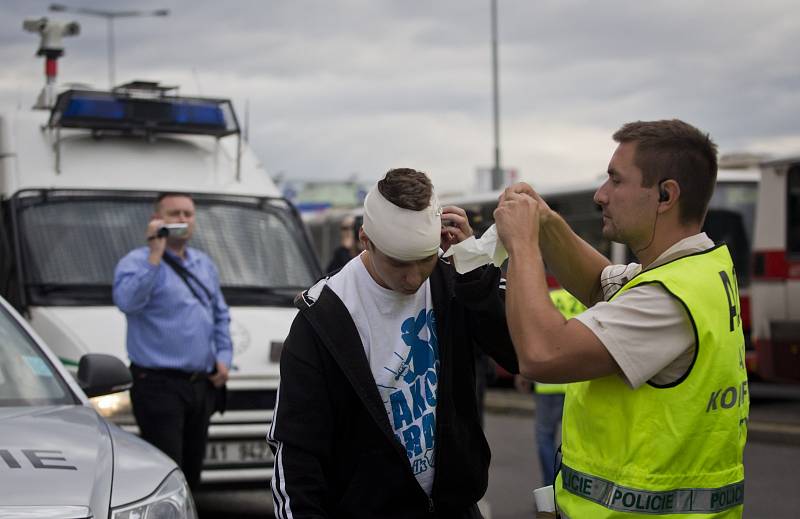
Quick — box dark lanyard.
[162,253,213,308]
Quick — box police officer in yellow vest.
[494,119,748,518]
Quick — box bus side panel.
[752,161,800,382]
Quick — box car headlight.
[112,469,197,519]
[90,390,133,421]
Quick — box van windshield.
[12,190,320,306]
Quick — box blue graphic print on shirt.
[385,308,439,476]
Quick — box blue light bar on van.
[172,102,226,126]
[49,89,239,137]
[62,98,126,119]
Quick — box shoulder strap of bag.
[162,253,214,306]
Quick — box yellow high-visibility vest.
[535,289,586,395]
[556,244,748,518]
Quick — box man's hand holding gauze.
[441,224,508,274]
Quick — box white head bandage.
[362,184,441,261]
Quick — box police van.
[0,25,320,487]
[0,293,196,518]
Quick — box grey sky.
[2,0,798,193]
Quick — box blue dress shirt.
[113,247,233,372]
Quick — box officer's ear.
[658,181,668,202]
[657,179,680,211]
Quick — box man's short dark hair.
[154,192,194,211]
[377,168,433,211]
[613,119,718,225]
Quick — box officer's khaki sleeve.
[574,283,695,389]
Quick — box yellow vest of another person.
[535,289,587,395]
[556,244,749,518]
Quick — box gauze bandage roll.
[441,224,508,274]
[362,185,442,261]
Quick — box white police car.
[0,295,197,519]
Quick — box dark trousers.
[129,366,216,490]
[534,392,565,486]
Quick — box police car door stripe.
[561,464,744,514]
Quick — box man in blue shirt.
[113,192,232,490]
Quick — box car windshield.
[13,191,319,306]
[0,304,76,406]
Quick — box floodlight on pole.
[23,17,80,109]
[49,3,169,88]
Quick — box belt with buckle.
[130,364,209,382]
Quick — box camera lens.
[157,226,169,238]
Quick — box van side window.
[788,166,800,257]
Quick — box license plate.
[204,440,274,466]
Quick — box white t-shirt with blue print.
[328,254,439,495]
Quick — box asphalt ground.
[484,381,800,446]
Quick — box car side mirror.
[77,354,132,398]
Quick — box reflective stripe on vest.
[562,464,744,514]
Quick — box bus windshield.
[13,190,319,306]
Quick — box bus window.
[548,191,611,259]
[787,166,800,256]
[703,209,750,286]
[705,181,759,287]
[708,182,758,245]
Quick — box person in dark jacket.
[268,168,518,519]
[325,215,362,274]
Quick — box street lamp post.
[49,4,169,88]
[490,0,503,191]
